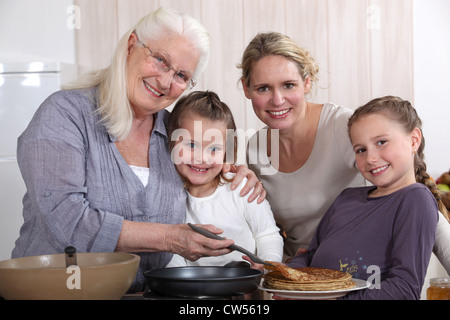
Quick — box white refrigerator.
[0,62,76,261]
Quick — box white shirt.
[435,212,450,274]
[167,176,284,267]
[129,165,150,187]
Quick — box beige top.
[248,102,365,258]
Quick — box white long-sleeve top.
[167,177,284,267]
[434,212,450,274]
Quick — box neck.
[187,180,219,198]
[369,174,417,198]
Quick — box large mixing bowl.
[0,252,140,300]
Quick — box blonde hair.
[238,32,319,89]
[65,7,210,141]
[348,96,449,222]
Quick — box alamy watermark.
[366,265,381,289]
[66,265,81,289]
[66,5,81,30]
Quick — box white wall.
[413,0,450,300]
[0,0,76,261]
[0,0,76,63]
[413,0,450,179]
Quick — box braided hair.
[348,96,449,222]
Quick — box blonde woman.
[240,32,365,259]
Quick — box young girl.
[287,96,444,299]
[166,91,283,270]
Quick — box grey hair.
[65,7,210,141]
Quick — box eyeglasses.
[137,39,196,89]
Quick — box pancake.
[263,263,355,291]
[264,261,321,281]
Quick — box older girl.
[287,96,445,299]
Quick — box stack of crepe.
[263,262,355,291]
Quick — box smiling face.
[349,113,421,197]
[172,113,228,197]
[242,55,311,131]
[126,32,200,118]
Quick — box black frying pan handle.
[187,223,275,267]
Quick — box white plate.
[259,278,370,300]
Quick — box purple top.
[288,184,438,299]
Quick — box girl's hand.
[285,247,307,263]
[242,255,264,272]
[223,164,266,203]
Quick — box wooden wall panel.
[368,0,414,102]
[327,0,372,109]
[285,0,330,104]
[200,0,247,129]
[116,0,160,36]
[73,0,414,130]
[74,0,119,73]
[159,0,202,19]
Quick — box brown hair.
[238,32,319,89]
[348,96,449,222]
[168,91,237,190]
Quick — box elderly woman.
[12,7,263,292]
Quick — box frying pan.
[144,266,263,298]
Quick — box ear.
[241,78,251,99]
[303,76,311,94]
[411,127,422,152]
[127,32,138,55]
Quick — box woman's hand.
[116,221,233,259]
[223,164,266,204]
[165,224,234,261]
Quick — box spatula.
[188,223,275,267]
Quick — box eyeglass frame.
[136,37,197,89]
